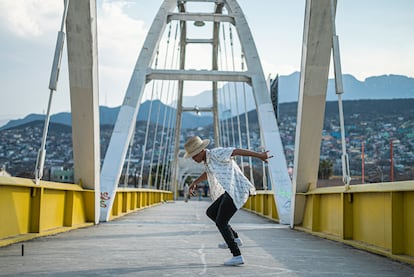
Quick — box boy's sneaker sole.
[218,237,243,249]
[224,255,244,266]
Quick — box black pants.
[206,192,241,256]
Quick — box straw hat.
[184,136,210,158]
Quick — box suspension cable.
[221,24,236,146]
[218,30,231,147]
[160,83,176,190]
[147,88,161,188]
[217,43,226,146]
[34,0,70,184]
[123,124,135,187]
[162,80,177,191]
[155,22,178,189]
[138,50,159,187]
[330,0,351,189]
[160,87,176,191]
[160,29,180,191]
[229,24,244,171]
[147,23,173,188]
[154,79,173,188]
[241,53,255,185]
[218,83,226,147]
[163,85,178,190]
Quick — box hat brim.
[184,139,210,158]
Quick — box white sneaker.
[224,255,244,266]
[218,237,243,249]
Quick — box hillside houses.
[1,99,414,182]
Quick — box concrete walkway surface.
[1,200,413,276]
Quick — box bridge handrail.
[301,181,414,194]
[297,180,414,265]
[0,176,172,247]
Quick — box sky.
[0,0,413,126]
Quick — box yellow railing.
[244,182,414,265]
[3,175,413,264]
[0,176,172,247]
[109,187,173,220]
[298,181,414,265]
[243,190,279,222]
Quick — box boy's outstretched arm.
[232,148,273,163]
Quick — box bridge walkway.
[1,200,413,276]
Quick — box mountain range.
[1,100,213,131]
[179,72,414,112]
[1,73,413,130]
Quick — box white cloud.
[0,0,61,38]
[97,1,147,66]
[97,1,149,106]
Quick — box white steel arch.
[99,0,178,221]
[99,0,292,224]
[224,0,292,223]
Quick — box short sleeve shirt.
[204,147,256,209]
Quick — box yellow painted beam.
[0,177,171,247]
[319,194,342,235]
[342,193,353,239]
[404,192,414,256]
[0,185,31,237]
[243,191,280,223]
[391,192,404,254]
[29,187,43,233]
[131,192,137,210]
[271,195,279,221]
[42,189,66,230]
[83,190,96,222]
[353,192,391,249]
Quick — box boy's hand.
[260,150,274,163]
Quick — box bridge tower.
[64,0,100,224]
[291,0,351,227]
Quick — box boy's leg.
[229,226,239,238]
[206,193,224,221]
[215,192,240,256]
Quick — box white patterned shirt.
[204,147,256,209]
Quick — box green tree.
[318,159,333,179]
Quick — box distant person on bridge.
[184,136,273,266]
[183,183,189,202]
